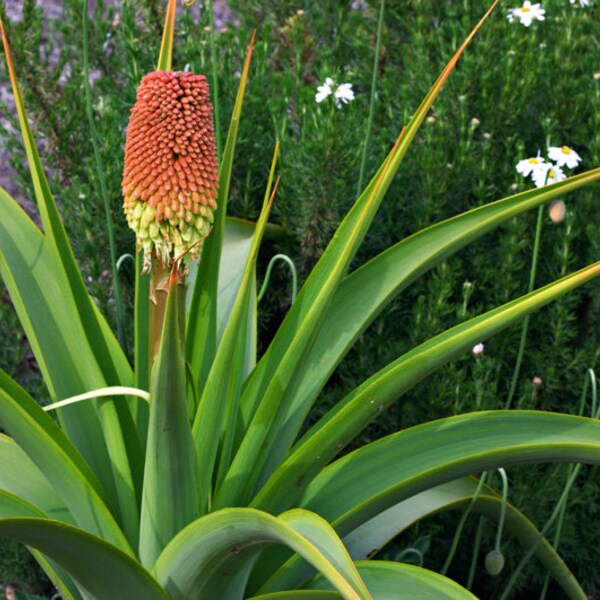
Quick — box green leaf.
[0,14,130,391]
[297,411,600,534]
[222,2,499,509]
[253,262,600,512]
[304,561,478,600]
[274,479,585,600]
[249,593,339,600]
[153,508,369,600]
[186,32,256,394]
[186,217,260,378]
[157,0,177,71]
[193,147,279,513]
[0,188,121,506]
[0,434,71,523]
[0,490,82,600]
[0,19,141,532]
[0,518,167,600]
[139,278,198,568]
[257,168,600,485]
[0,371,132,555]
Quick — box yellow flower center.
[561,146,571,154]
[548,170,555,179]
[521,6,531,12]
[528,158,539,164]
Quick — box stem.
[208,0,222,162]
[441,472,488,575]
[356,0,385,196]
[467,516,485,589]
[494,468,508,552]
[505,205,544,409]
[82,0,127,349]
[500,464,582,600]
[540,368,597,600]
[257,254,298,304]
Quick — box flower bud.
[122,71,219,271]
[485,549,505,576]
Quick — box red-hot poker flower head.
[122,71,218,270]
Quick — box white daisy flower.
[515,152,546,177]
[570,0,591,7]
[532,163,566,188]
[334,82,355,109]
[507,1,546,27]
[547,145,582,169]
[315,77,335,104]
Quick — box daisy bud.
[122,71,219,271]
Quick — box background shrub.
[0,0,599,597]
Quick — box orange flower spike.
[122,71,219,271]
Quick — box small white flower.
[315,77,334,104]
[547,145,582,169]
[472,343,485,358]
[515,152,546,177]
[507,1,546,27]
[316,78,355,109]
[334,82,355,109]
[532,163,566,188]
[570,0,591,7]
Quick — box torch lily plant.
[0,1,599,598]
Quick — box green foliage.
[0,0,599,598]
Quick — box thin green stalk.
[540,369,597,600]
[467,516,485,589]
[494,468,508,553]
[505,205,544,409]
[500,464,583,600]
[257,254,298,304]
[82,0,126,349]
[356,0,385,196]
[208,0,222,162]
[441,472,488,575]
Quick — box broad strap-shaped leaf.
[0,490,82,600]
[253,262,600,512]
[192,148,279,514]
[0,371,132,555]
[302,561,478,600]
[186,217,261,377]
[218,2,499,510]
[256,168,600,486]
[186,31,256,394]
[153,508,370,600]
[0,434,71,523]
[0,12,130,390]
[249,593,339,599]
[139,277,198,568]
[0,188,121,507]
[0,18,141,529]
[0,518,167,600]
[262,479,585,600]
[294,411,600,537]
